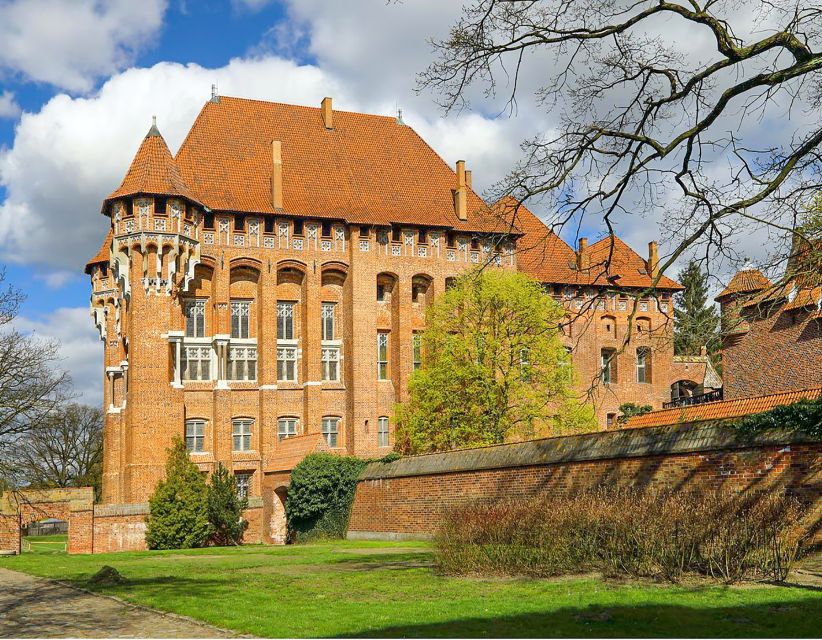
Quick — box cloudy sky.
[0,0,802,405]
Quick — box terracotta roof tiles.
[624,387,822,429]
[84,229,112,274]
[716,268,771,301]
[264,433,329,473]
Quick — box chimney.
[271,140,283,210]
[454,160,467,221]
[321,96,333,130]
[465,170,472,190]
[577,238,589,270]
[647,241,659,279]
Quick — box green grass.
[1,540,820,637]
[21,533,68,554]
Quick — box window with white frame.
[321,303,335,340]
[228,346,256,381]
[184,419,205,452]
[232,419,253,451]
[277,302,295,340]
[412,333,422,370]
[182,346,211,381]
[231,301,251,339]
[322,417,339,448]
[235,472,252,500]
[601,349,616,384]
[321,347,340,382]
[278,418,298,441]
[377,332,389,380]
[277,346,298,381]
[378,416,389,447]
[636,347,651,383]
[184,299,206,337]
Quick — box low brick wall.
[93,503,149,553]
[348,423,822,541]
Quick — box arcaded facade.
[86,95,694,509]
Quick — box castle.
[85,95,701,524]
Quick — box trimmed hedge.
[286,452,399,541]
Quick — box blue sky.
[0,0,782,404]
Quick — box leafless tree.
[420,0,822,287]
[9,404,102,496]
[0,268,71,489]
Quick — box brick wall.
[348,424,821,541]
[720,298,822,399]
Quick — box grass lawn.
[1,540,819,638]
[21,533,68,554]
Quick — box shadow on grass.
[334,597,822,639]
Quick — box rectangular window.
[235,214,245,231]
[231,301,250,339]
[204,212,215,229]
[277,302,295,340]
[232,419,253,452]
[277,346,298,382]
[182,346,211,381]
[228,346,256,381]
[278,418,298,441]
[412,333,422,370]
[359,225,370,237]
[322,417,339,448]
[606,413,617,429]
[601,349,616,384]
[378,416,389,448]
[418,228,427,244]
[636,348,649,383]
[321,347,340,382]
[235,472,252,500]
[154,197,167,214]
[185,420,205,452]
[184,299,206,337]
[391,226,401,242]
[377,332,389,380]
[321,221,332,237]
[293,219,304,236]
[321,303,335,340]
[376,283,386,302]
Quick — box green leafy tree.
[395,269,594,454]
[674,260,720,361]
[145,438,212,550]
[617,403,653,425]
[207,463,248,546]
[286,453,369,541]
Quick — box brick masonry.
[348,424,822,541]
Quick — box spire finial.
[396,106,405,125]
[147,114,161,137]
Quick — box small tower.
[715,264,771,338]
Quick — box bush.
[208,463,248,546]
[435,488,803,583]
[145,439,212,550]
[733,397,822,440]
[286,453,369,541]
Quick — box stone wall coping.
[94,503,150,517]
[359,423,815,480]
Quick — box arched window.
[378,416,390,448]
[636,347,652,383]
[184,419,206,452]
[376,273,397,303]
[322,416,340,448]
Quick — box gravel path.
[0,567,236,638]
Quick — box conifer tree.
[674,260,720,360]
[207,463,248,546]
[145,438,212,550]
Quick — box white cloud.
[0,0,167,92]
[0,91,21,119]
[13,306,102,406]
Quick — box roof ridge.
[217,95,397,120]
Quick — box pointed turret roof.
[85,229,112,274]
[103,119,200,211]
[715,267,771,301]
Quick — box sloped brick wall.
[348,424,821,541]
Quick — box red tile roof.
[716,268,771,301]
[265,433,329,473]
[104,122,200,208]
[783,285,822,312]
[84,229,112,274]
[173,96,496,232]
[513,199,681,290]
[624,387,822,428]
